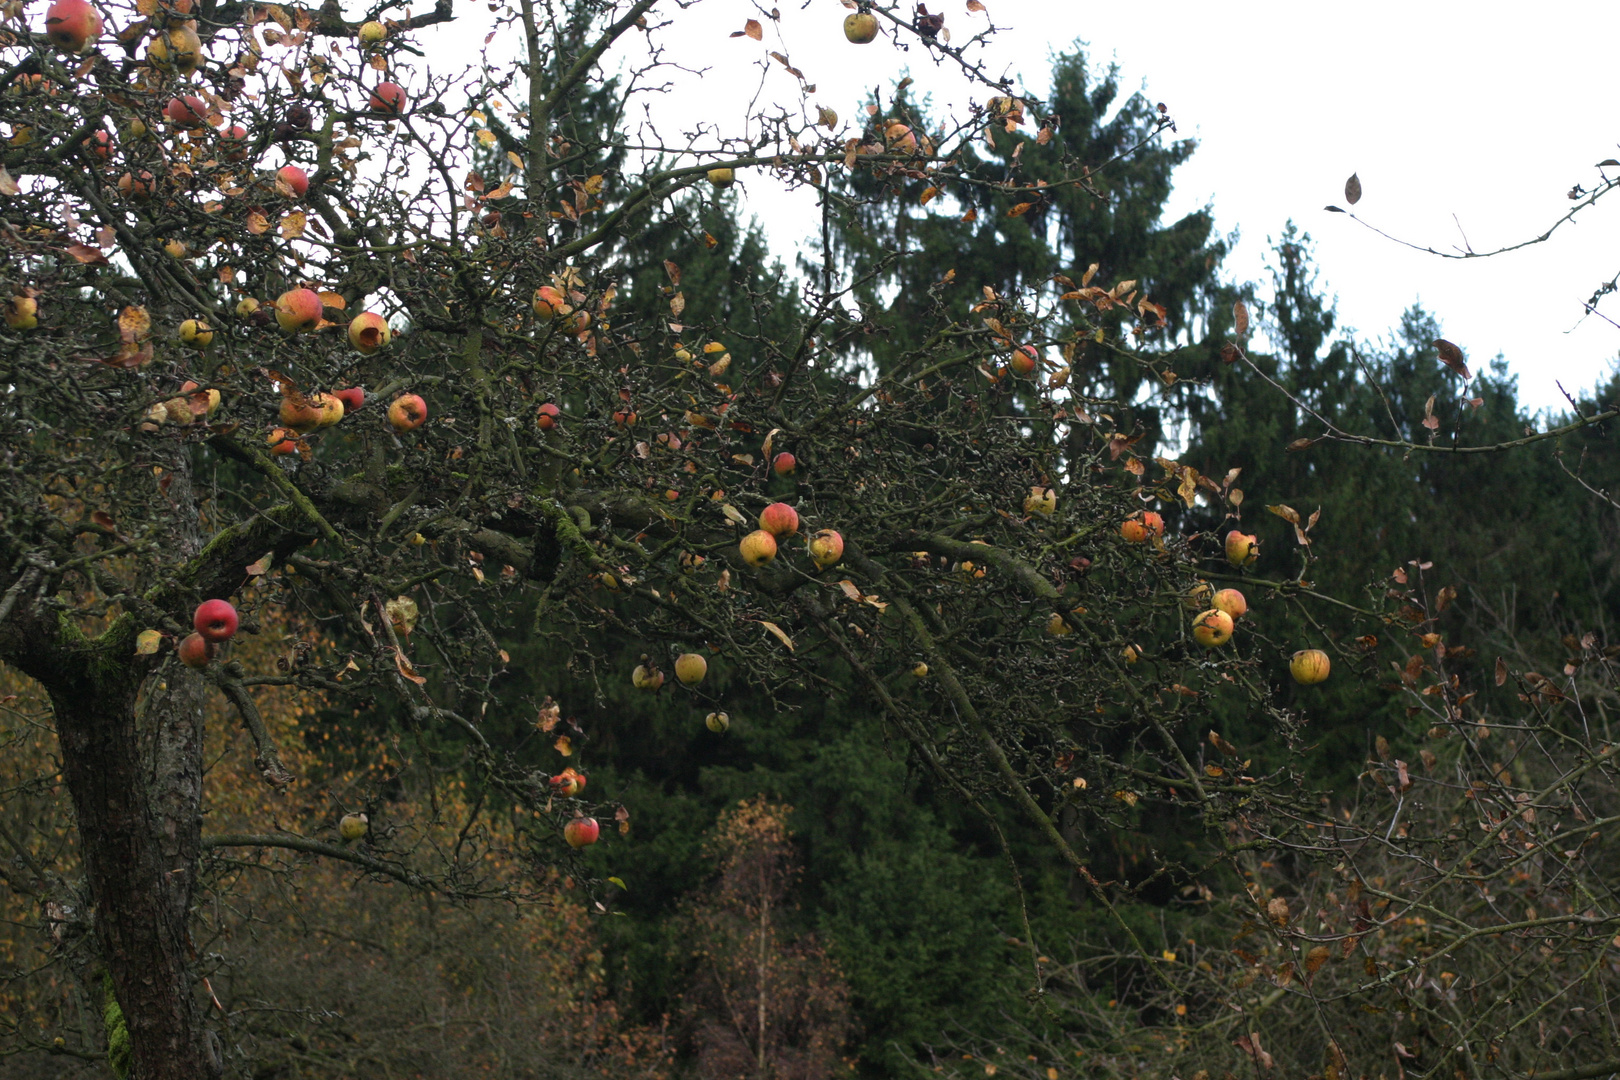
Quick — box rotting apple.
[1224,530,1259,568]
[347,311,390,354]
[338,812,369,841]
[1024,485,1056,517]
[631,662,664,691]
[357,20,387,45]
[387,394,427,433]
[334,387,365,413]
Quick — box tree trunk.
[52,672,213,1079]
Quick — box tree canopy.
[3,1,1620,1079]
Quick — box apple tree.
[0,0,1316,1075]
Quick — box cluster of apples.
[531,286,591,334]
[738,502,843,571]
[1189,585,1247,649]
[251,292,425,448]
[141,378,221,430]
[631,650,709,692]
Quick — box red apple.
[771,452,796,476]
[276,164,309,197]
[266,427,299,455]
[221,124,249,161]
[163,95,208,126]
[807,528,844,569]
[758,501,799,537]
[1009,344,1039,377]
[83,129,112,162]
[117,170,155,201]
[738,529,778,568]
[536,402,561,430]
[563,816,599,849]
[193,599,238,643]
[388,394,427,432]
[177,632,214,669]
[334,387,365,413]
[274,288,323,332]
[44,0,103,53]
[347,311,390,354]
[368,81,406,114]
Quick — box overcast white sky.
[463,0,1620,413]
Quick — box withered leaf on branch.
[1345,172,1362,205]
[1434,338,1471,379]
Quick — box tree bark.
[51,672,213,1080]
